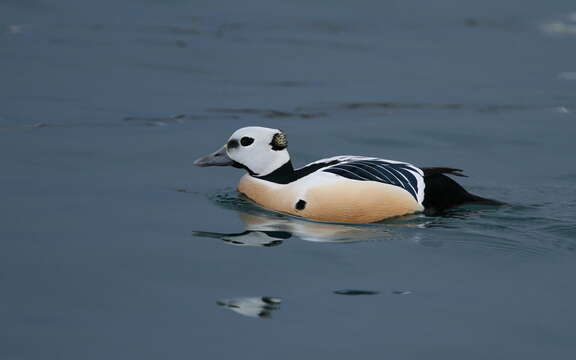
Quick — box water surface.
[1,0,576,359]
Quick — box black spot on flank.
[295,199,306,210]
[240,136,254,146]
[227,139,239,149]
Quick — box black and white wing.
[317,156,425,204]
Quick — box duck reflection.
[193,210,417,246]
[193,190,500,248]
[193,228,288,247]
[217,296,282,318]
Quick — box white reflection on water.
[217,296,282,319]
[541,12,576,35]
[193,211,425,246]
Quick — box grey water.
[1,0,576,359]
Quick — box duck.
[194,126,501,223]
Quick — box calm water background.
[1,0,576,359]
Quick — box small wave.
[541,13,576,35]
[207,107,327,119]
[334,289,380,296]
[202,187,576,257]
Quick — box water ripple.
[195,187,576,257]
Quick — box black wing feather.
[323,159,420,201]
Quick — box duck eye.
[240,137,254,146]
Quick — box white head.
[194,126,290,176]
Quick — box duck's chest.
[237,175,299,214]
[237,174,423,223]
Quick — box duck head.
[194,126,289,176]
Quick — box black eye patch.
[227,139,239,149]
[240,137,254,146]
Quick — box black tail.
[421,167,504,216]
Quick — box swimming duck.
[194,126,500,223]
